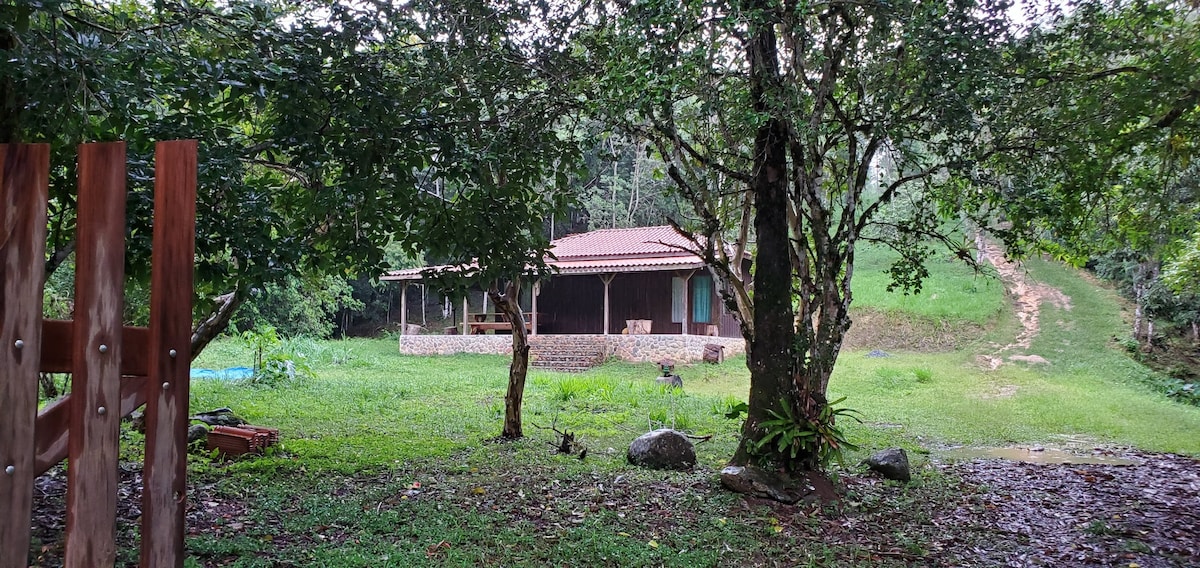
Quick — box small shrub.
[913,367,933,383]
[751,396,862,468]
[647,407,693,431]
[714,396,749,419]
[240,325,313,387]
[554,377,588,401]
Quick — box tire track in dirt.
[977,237,1072,371]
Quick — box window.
[671,277,686,323]
[692,274,712,323]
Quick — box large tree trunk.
[731,20,800,468]
[490,279,529,439]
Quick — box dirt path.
[977,237,1072,370]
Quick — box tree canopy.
[2,0,580,355]
[5,0,1196,480]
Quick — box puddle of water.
[938,446,1137,465]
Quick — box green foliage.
[575,130,690,230]
[721,399,749,420]
[6,0,583,359]
[989,0,1200,275]
[1163,232,1200,293]
[1092,247,1200,340]
[238,325,312,387]
[235,274,362,339]
[752,397,863,468]
[41,256,74,320]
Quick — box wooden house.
[382,226,745,338]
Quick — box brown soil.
[976,238,1072,369]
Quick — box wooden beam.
[39,320,150,375]
[66,141,126,567]
[399,283,408,335]
[0,143,49,568]
[141,140,196,568]
[599,274,615,335]
[34,375,148,475]
[531,281,539,337]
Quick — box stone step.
[531,363,599,373]
[530,346,605,372]
[532,349,599,355]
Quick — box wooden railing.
[466,312,539,334]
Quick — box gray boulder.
[864,448,911,481]
[187,424,209,446]
[627,429,696,470]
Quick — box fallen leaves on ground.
[24,449,1199,567]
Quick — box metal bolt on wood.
[14,339,24,349]
[99,344,108,353]
[168,349,177,358]
[162,382,170,390]
[4,465,14,475]
[97,406,106,416]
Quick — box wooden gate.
[1,141,197,568]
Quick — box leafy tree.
[575,128,689,230]
[580,0,1067,482]
[234,274,361,339]
[394,0,583,439]
[3,0,579,398]
[995,0,1200,344]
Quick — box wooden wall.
[537,271,741,337]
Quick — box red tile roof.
[382,226,707,280]
[549,226,697,260]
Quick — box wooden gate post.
[65,142,127,566]
[0,144,50,568]
[1,140,195,567]
[141,140,197,568]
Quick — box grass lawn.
[145,250,1199,566]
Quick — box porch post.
[462,296,469,334]
[531,280,540,337]
[399,282,408,335]
[599,274,615,335]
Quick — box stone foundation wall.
[398,335,514,356]
[605,335,745,363]
[398,334,746,363]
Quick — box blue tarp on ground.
[189,366,254,380]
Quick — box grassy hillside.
[850,244,1006,326]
